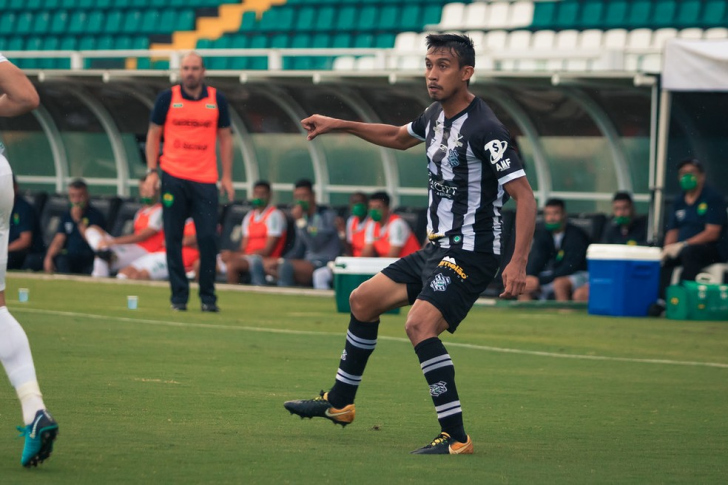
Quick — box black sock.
[327,314,379,408]
[415,337,467,443]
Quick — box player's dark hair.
[369,191,391,207]
[68,178,88,191]
[612,191,633,204]
[350,191,368,204]
[294,179,313,192]
[425,34,475,69]
[254,180,271,192]
[544,198,565,210]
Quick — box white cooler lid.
[333,256,399,274]
[586,244,662,261]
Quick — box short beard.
[183,79,200,91]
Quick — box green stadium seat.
[31,11,51,34]
[248,36,268,70]
[7,37,24,51]
[104,10,123,34]
[39,36,60,69]
[49,11,68,35]
[122,10,143,34]
[531,1,557,30]
[315,7,336,31]
[702,0,726,27]
[68,11,89,35]
[44,0,62,9]
[132,36,148,49]
[59,37,77,51]
[78,35,96,51]
[295,7,316,32]
[400,5,422,32]
[196,38,213,49]
[379,6,401,31]
[114,0,133,8]
[337,6,358,32]
[270,34,288,49]
[140,10,161,35]
[24,37,43,69]
[580,0,604,30]
[332,33,352,48]
[239,11,257,32]
[626,0,652,29]
[290,33,311,48]
[176,10,195,31]
[27,0,44,10]
[676,0,701,29]
[130,0,148,8]
[16,12,34,35]
[95,0,113,8]
[77,0,95,9]
[276,8,295,32]
[8,0,25,10]
[422,4,442,26]
[0,14,16,36]
[376,33,395,48]
[96,35,114,51]
[86,10,105,34]
[114,36,133,50]
[258,8,278,32]
[357,6,378,32]
[207,36,231,70]
[652,0,677,28]
[60,0,78,9]
[604,0,628,29]
[556,1,580,30]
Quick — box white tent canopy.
[653,40,728,239]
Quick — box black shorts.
[381,244,500,332]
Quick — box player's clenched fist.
[301,114,339,141]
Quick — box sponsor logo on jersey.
[485,139,508,164]
[172,103,184,108]
[430,273,451,292]
[171,119,213,128]
[173,139,209,151]
[429,174,458,199]
[438,256,468,279]
[205,104,217,109]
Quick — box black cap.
[677,158,704,173]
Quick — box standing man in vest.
[145,52,234,312]
[361,191,420,258]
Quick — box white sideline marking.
[14,308,728,370]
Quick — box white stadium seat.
[604,29,628,49]
[485,2,510,29]
[651,28,677,48]
[579,29,604,49]
[503,30,533,71]
[532,30,555,50]
[640,55,662,73]
[464,2,489,30]
[436,3,467,30]
[509,2,535,29]
[627,28,653,48]
[678,28,703,39]
[555,30,579,50]
[483,30,508,51]
[355,56,377,71]
[465,30,486,52]
[333,56,355,71]
[704,27,728,39]
[394,32,419,52]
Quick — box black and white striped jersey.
[407,96,526,254]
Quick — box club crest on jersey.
[447,149,460,168]
[434,120,444,135]
[429,381,448,397]
[430,273,451,292]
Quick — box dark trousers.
[55,252,94,275]
[7,251,44,272]
[161,171,219,306]
[659,243,723,298]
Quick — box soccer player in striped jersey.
[284,34,537,454]
[0,54,59,467]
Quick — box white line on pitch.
[14,307,728,370]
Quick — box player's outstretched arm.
[500,177,537,299]
[0,60,40,117]
[301,114,420,150]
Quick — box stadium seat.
[464,2,488,30]
[104,10,123,34]
[110,200,142,238]
[315,7,336,31]
[651,28,677,48]
[218,202,251,252]
[509,1,534,29]
[626,0,653,29]
[653,0,677,28]
[401,5,423,32]
[484,30,508,51]
[556,0,580,30]
[39,195,69,247]
[379,5,401,31]
[627,29,653,48]
[580,0,604,30]
[357,6,378,32]
[702,0,728,28]
[676,0,701,29]
[678,28,703,39]
[16,12,34,35]
[435,3,466,30]
[531,0,556,30]
[485,2,510,29]
[704,28,728,40]
[332,56,355,70]
[603,29,628,49]
[604,0,628,29]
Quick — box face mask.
[351,203,367,218]
[545,221,561,232]
[140,197,154,206]
[679,173,698,191]
[69,201,86,209]
[369,209,383,222]
[614,216,631,226]
[251,198,266,208]
[295,200,309,212]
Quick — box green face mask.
[544,221,562,232]
[351,203,367,218]
[369,209,383,222]
[69,201,86,209]
[614,215,631,226]
[680,173,698,191]
[295,200,309,212]
[140,197,154,206]
[251,198,266,208]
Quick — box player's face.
[293,187,314,210]
[180,55,205,91]
[368,199,388,217]
[543,206,565,226]
[424,48,471,101]
[612,200,632,219]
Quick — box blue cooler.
[587,244,662,317]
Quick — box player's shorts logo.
[429,381,448,397]
[430,273,451,292]
[485,139,508,164]
[438,256,468,279]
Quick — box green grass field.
[1,275,727,484]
